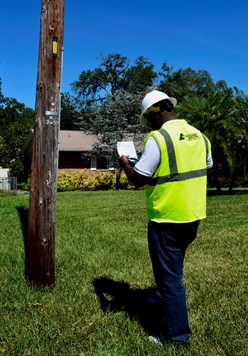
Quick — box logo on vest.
[179,133,200,141]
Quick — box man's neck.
[160,111,177,124]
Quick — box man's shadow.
[92,277,163,336]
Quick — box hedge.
[19,171,140,191]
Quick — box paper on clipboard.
[117,141,138,161]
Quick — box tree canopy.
[158,64,232,102]
[0,96,35,179]
[71,53,156,109]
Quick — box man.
[119,90,213,346]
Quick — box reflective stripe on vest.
[148,128,208,186]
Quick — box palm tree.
[176,92,246,191]
[231,92,248,186]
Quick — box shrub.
[57,171,138,192]
[18,170,140,192]
[57,172,89,192]
[17,178,30,191]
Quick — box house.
[20,130,144,175]
[57,130,110,170]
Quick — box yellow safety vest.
[145,120,211,223]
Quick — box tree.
[0,97,26,127]
[176,91,244,191]
[71,53,157,162]
[72,53,130,108]
[0,97,35,179]
[124,56,157,93]
[230,89,248,184]
[158,64,227,103]
[71,53,157,108]
[60,92,81,130]
[0,78,4,103]
[81,90,146,162]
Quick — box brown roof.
[21,130,145,155]
[59,131,145,152]
[59,131,99,151]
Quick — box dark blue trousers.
[148,220,200,345]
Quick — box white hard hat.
[140,90,177,126]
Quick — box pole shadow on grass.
[93,277,164,336]
[16,206,29,279]
[16,206,28,248]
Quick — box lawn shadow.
[92,276,163,336]
[207,189,248,196]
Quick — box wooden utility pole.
[26,0,64,286]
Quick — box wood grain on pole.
[26,0,64,286]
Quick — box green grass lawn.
[0,190,248,355]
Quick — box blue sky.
[0,0,248,109]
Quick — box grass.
[0,190,248,355]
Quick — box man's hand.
[118,155,149,188]
[119,155,129,168]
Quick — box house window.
[90,155,109,170]
[91,155,97,170]
[108,158,115,170]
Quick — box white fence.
[0,177,17,191]
[0,169,17,191]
